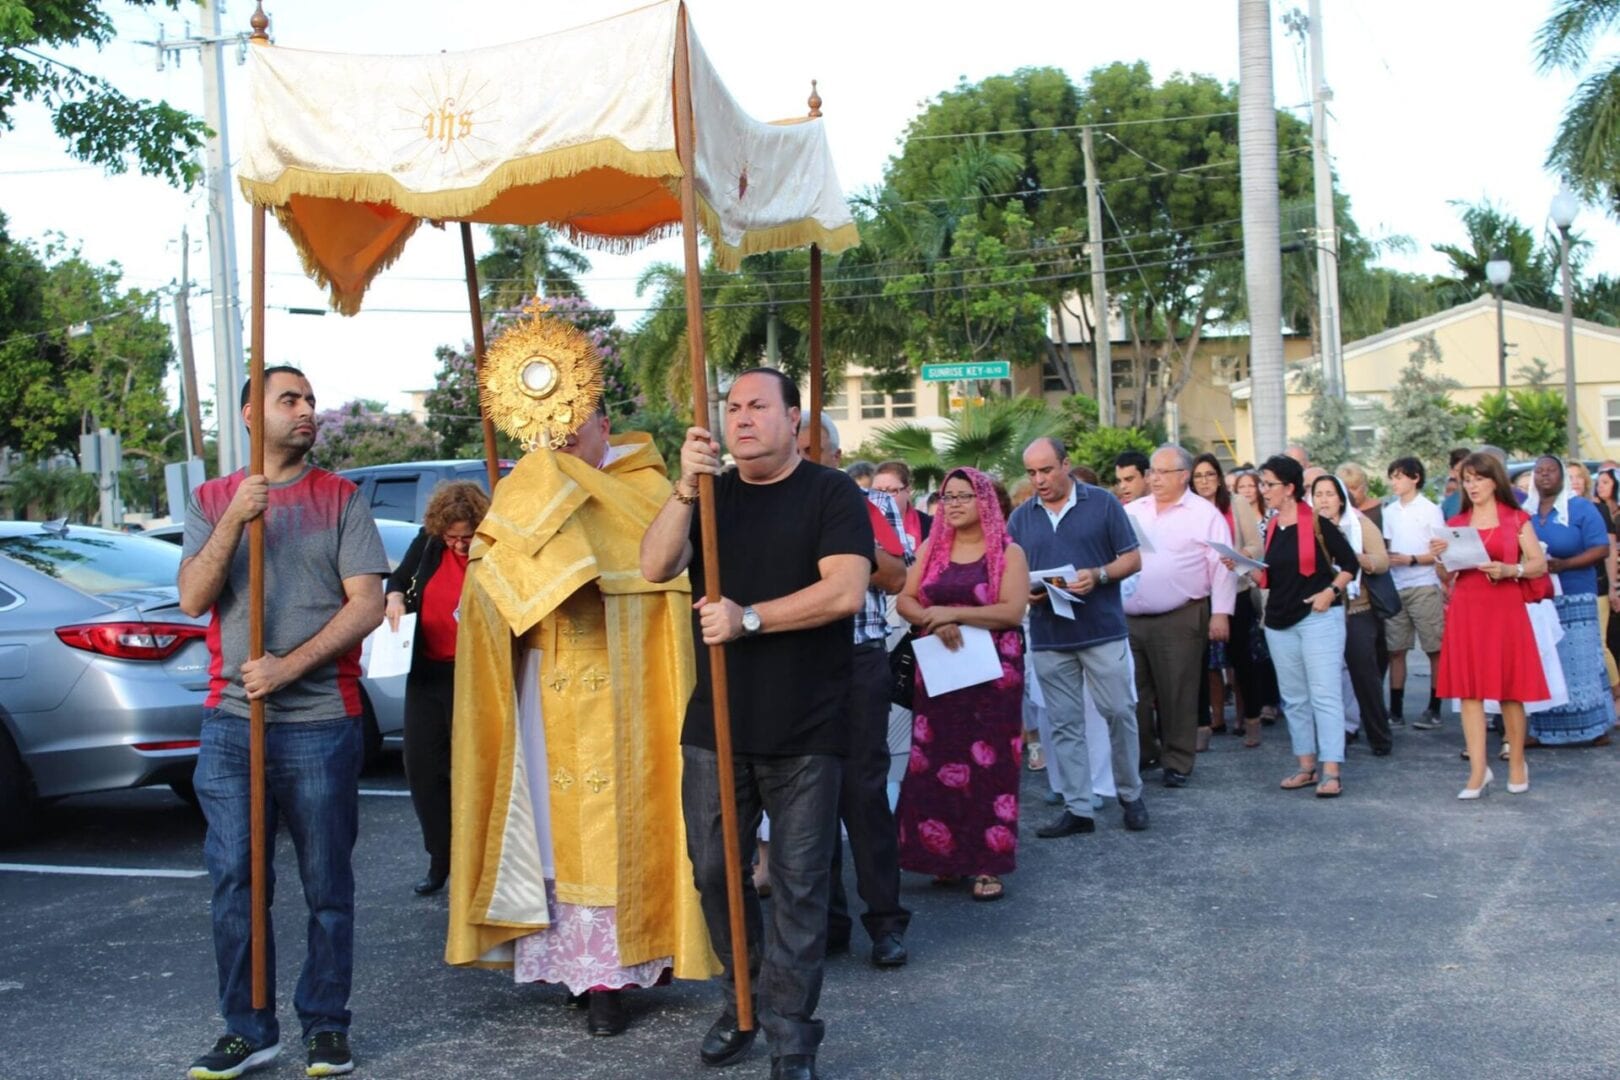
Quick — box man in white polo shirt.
[1381,455,1448,729]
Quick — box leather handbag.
[1362,570,1402,621]
[889,631,917,709]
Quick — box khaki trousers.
[1128,598,1210,776]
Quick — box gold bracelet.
[672,481,698,505]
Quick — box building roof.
[1333,294,1620,365]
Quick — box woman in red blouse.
[384,481,489,895]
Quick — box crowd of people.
[176,363,1620,1080]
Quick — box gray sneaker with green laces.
[306,1031,354,1077]
[188,1035,279,1079]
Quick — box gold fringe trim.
[239,140,684,219]
[272,206,421,317]
[698,198,862,271]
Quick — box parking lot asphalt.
[4,670,1620,1080]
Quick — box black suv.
[338,459,513,523]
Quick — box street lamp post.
[1485,254,1511,391]
[1550,183,1581,458]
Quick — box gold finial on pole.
[249,2,270,42]
[807,79,822,118]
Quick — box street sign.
[920,361,1011,382]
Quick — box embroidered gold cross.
[580,667,609,692]
[552,767,575,791]
[584,769,609,794]
[561,619,588,646]
[548,670,570,694]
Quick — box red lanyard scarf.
[1260,500,1316,587]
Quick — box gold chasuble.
[445,433,716,978]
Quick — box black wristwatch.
[1330,584,1344,599]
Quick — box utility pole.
[1306,0,1344,399]
[174,228,207,460]
[140,1,250,476]
[1082,126,1114,427]
[1239,0,1288,460]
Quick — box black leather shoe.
[1371,746,1392,757]
[870,931,907,968]
[700,1014,756,1067]
[824,931,851,956]
[1120,796,1150,831]
[587,989,628,1037]
[772,1054,818,1080]
[413,872,447,896]
[1162,768,1190,788]
[1036,810,1095,838]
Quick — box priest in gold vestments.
[446,411,716,1036]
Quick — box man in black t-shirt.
[641,368,872,1080]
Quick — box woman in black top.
[383,480,489,895]
[1243,455,1357,797]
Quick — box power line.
[903,103,1311,142]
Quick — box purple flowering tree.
[311,400,439,472]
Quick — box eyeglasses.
[938,493,977,504]
[443,531,475,546]
[872,485,907,496]
[1257,480,1280,491]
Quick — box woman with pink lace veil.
[895,468,1030,902]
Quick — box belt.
[853,639,887,652]
[1129,597,1209,618]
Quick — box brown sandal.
[1243,718,1261,748]
[1280,769,1318,790]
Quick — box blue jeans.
[194,711,363,1049]
[1264,610,1348,765]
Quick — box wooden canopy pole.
[673,3,752,1032]
[460,223,502,493]
[246,2,271,1012]
[247,205,270,1009]
[807,83,824,463]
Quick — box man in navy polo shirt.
[1009,438,1148,836]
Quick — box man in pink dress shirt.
[1123,445,1237,786]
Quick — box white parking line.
[359,788,411,797]
[0,863,207,879]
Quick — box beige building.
[1227,295,1620,467]
[826,330,1312,466]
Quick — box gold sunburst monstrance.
[479,302,604,451]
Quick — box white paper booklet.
[1030,565,1085,618]
[1430,525,1491,571]
[364,613,416,678]
[1130,516,1156,554]
[1203,539,1267,574]
[913,625,1004,696]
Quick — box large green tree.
[0,1,207,187]
[0,226,176,460]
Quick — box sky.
[2,0,1616,425]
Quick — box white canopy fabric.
[238,0,858,313]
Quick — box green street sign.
[920,361,1011,382]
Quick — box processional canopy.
[237,0,859,314]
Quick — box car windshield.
[0,529,180,595]
[376,521,420,572]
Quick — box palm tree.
[873,397,1061,490]
[1537,1,1620,214]
[1430,200,1556,308]
[476,225,592,309]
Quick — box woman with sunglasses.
[1243,456,1358,797]
[384,480,490,895]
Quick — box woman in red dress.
[1430,452,1549,799]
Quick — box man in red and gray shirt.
[179,365,386,1080]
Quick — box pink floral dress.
[896,558,1025,878]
